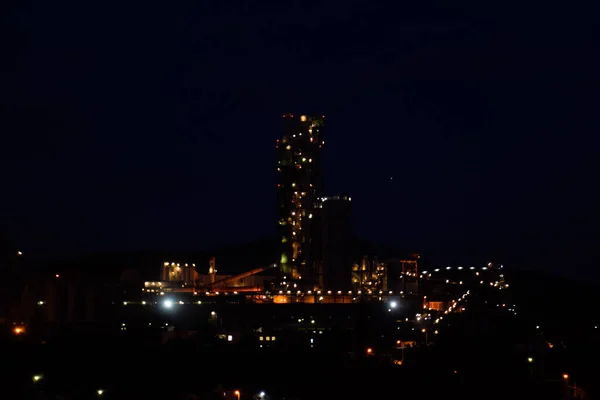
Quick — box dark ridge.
[46,235,418,283]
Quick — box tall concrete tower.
[276,114,325,282]
[317,196,353,290]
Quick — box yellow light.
[13,326,24,335]
[563,374,569,380]
[366,348,373,354]
[300,115,307,121]
[33,375,42,382]
[97,389,104,396]
[17,251,23,255]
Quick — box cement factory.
[141,114,427,303]
[12,114,511,353]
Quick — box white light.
[164,300,173,308]
[97,389,104,396]
[211,311,216,316]
[259,392,266,398]
[390,301,397,308]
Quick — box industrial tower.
[276,114,325,283]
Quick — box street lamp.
[563,374,569,399]
[527,357,534,377]
[234,390,240,400]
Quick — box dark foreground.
[2,320,594,400]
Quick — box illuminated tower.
[277,113,325,282]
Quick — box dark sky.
[1,1,599,277]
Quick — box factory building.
[316,196,353,290]
[276,114,325,283]
[161,261,198,285]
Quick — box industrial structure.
[277,114,325,283]
[140,115,420,297]
[316,196,353,290]
[12,113,504,328]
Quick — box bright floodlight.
[390,301,397,308]
[164,300,173,308]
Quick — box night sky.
[1,1,599,278]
